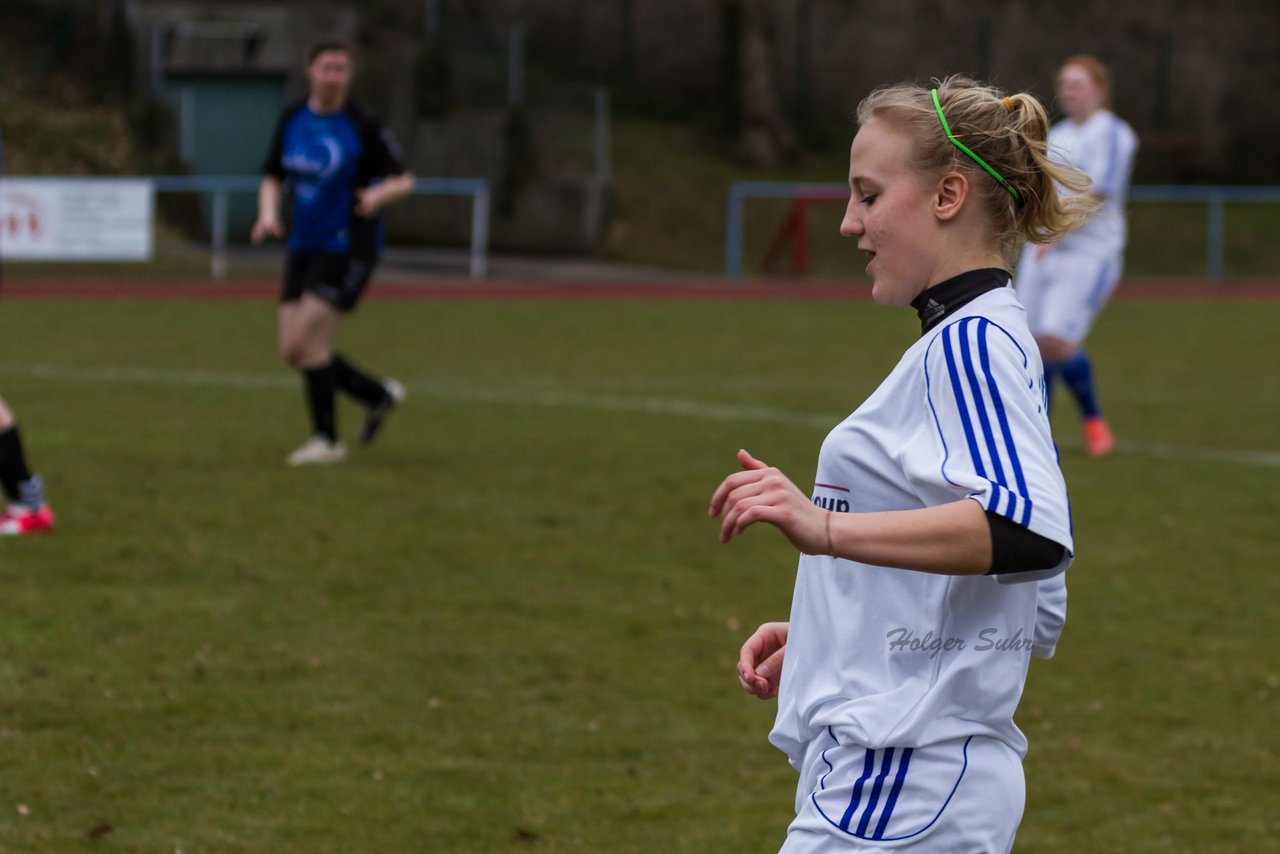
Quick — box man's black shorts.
[281,251,376,312]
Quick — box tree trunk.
[736,0,797,167]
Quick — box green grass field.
[1,293,1277,851]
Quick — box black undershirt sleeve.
[985,510,1066,575]
[261,105,295,179]
[352,105,407,182]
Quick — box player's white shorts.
[1014,245,1122,347]
[780,730,1024,853]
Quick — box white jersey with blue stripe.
[1050,108,1138,257]
[770,284,1073,766]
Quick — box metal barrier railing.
[151,176,491,280]
[724,181,1280,280]
[1126,185,1280,280]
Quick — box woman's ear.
[934,172,969,222]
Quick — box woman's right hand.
[738,621,788,700]
[709,449,828,554]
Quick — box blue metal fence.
[725,181,1280,280]
[151,176,492,281]
[1127,185,1280,280]
[7,175,491,280]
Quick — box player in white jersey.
[1014,56,1137,456]
[709,76,1094,852]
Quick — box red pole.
[763,200,801,274]
[791,199,809,276]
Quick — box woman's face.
[307,49,354,110]
[1056,64,1104,122]
[839,117,942,306]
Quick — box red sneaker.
[0,504,55,536]
[1083,417,1114,457]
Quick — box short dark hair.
[308,40,356,64]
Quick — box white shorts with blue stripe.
[781,730,1024,853]
[1015,245,1122,347]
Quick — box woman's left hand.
[709,449,828,554]
[354,174,414,219]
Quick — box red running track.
[1,278,1277,302]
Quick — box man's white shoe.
[286,436,348,466]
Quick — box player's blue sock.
[1060,350,1102,418]
[16,474,44,509]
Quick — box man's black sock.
[332,353,388,407]
[302,362,339,441]
[0,425,38,504]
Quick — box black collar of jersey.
[911,268,1011,335]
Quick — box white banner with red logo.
[0,179,154,261]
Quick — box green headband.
[930,88,1020,202]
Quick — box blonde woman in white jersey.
[1014,55,1137,456]
[709,76,1095,852]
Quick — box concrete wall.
[131,1,358,96]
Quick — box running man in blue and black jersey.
[252,40,414,466]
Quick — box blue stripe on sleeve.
[989,484,1021,521]
[958,318,1009,488]
[978,319,1033,526]
[931,318,1042,527]
[942,323,987,478]
[986,488,1001,514]
[923,338,961,489]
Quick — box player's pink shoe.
[1083,416,1114,457]
[0,504,55,536]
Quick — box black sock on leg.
[302,363,339,441]
[0,425,36,504]
[332,353,388,407]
